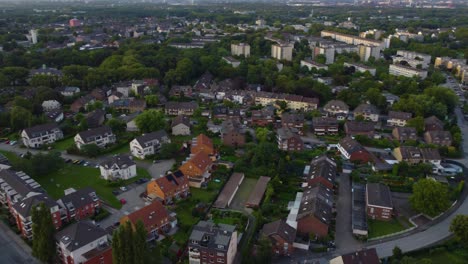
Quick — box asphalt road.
[0,222,38,264]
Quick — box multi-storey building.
[220,119,245,147]
[99,155,137,181]
[389,64,428,79]
[165,101,198,116]
[254,92,318,111]
[130,130,171,159]
[343,62,376,76]
[312,117,339,135]
[271,43,293,61]
[57,187,100,222]
[424,131,452,146]
[300,59,328,71]
[74,126,116,149]
[387,111,412,127]
[146,170,189,204]
[188,221,238,264]
[276,127,304,152]
[353,103,379,122]
[231,43,250,57]
[21,123,64,148]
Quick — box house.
[251,107,275,126]
[171,115,191,136]
[387,111,412,127]
[130,130,170,159]
[107,91,124,105]
[393,146,441,165]
[191,134,215,156]
[260,220,296,256]
[424,130,452,146]
[86,109,106,128]
[111,98,146,113]
[42,100,61,111]
[212,106,241,120]
[344,121,375,137]
[330,248,380,264]
[281,113,304,134]
[213,173,245,209]
[91,87,112,101]
[366,183,393,221]
[424,116,444,131]
[120,201,174,241]
[146,170,189,204]
[245,176,271,208]
[169,85,193,98]
[323,100,349,118]
[338,137,371,163]
[220,119,245,147]
[188,221,237,264]
[312,117,339,135]
[276,127,304,152]
[57,187,100,222]
[71,95,95,113]
[353,103,379,122]
[46,109,64,123]
[303,155,337,190]
[99,155,137,180]
[55,221,112,264]
[21,123,64,148]
[12,193,63,239]
[74,126,116,149]
[179,151,213,188]
[60,86,80,97]
[286,184,333,238]
[392,127,418,142]
[193,72,213,90]
[165,101,198,116]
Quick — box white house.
[129,130,170,159]
[99,155,137,180]
[171,115,191,136]
[60,86,80,97]
[74,126,116,150]
[21,123,64,148]
[41,100,61,112]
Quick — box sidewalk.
[0,221,38,264]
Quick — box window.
[217,259,225,263]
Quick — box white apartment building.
[74,126,116,149]
[21,123,64,148]
[99,155,137,180]
[231,43,250,57]
[389,64,428,79]
[129,130,170,159]
[271,43,293,61]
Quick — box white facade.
[21,127,63,148]
[74,131,116,150]
[57,234,108,264]
[231,43,250,57]
[172,123,191,136]
[42,100,61,111]
[99,162,137,180]
[389,64,428,79]
[271,44,293,61]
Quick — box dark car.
[112,190,120,196]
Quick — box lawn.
[407,240,468,264]
[105,143,130,155]
[53,137,75,151]
[35,165,151,209]
[0,150,21,164]
[368,218,407,239]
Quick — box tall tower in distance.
[30,29,38,44]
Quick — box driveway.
[147,159,175,178]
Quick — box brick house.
[146,170,190,204]
[312,117,339,135]
[344,121,375,138]
[424,130,452,146]
[281,113,305,134]
[338,137,371,163]
[276,127,304,151]
[303,155,337,190]
[366,183,393,221]
[392,127,418,142]
[251,107,275,126]
[71,95,95,113]
[261,220,296,256]
[57,187,100,222]
[221,119,245,147]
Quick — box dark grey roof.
[366,183,393,208]
[323,100,349,112]
[23,123,60,138]
[352,184,368,232]
[100,155,135,169]
[304,155,337,186]
[281,113,304,124]
[341,248,380,264]
[220,119,243,134]
[0,170,43,198]
[13,193,58,218]
[213,173,244,209]
[261,219,296,243]
[339,137,365,154]
[86,109,106,128]
[58,187,98,211]
[0,153,10,166]
[388,111,412,120]
[354,103,379,115]
[298,184,334,224]
[165,101,198,110]
[55,221,108,252]
[171,115,190,128]
[345,121,375,133]
[77,126,113,143]
[134,130,169,147]
[189,221,236,250]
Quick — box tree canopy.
[32,202,56,263]
[134,109,166,133]
[410,179,450,217]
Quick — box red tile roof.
[123,201,169,230]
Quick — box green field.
[53,137,75,151]
[35,165,150,209]
[368,218,407,239]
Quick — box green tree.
[10,106,33,131]
[255,237,272,264]
[392,246,403,260]
[159,143,180,159]
[80,144,101,158]
[133,221,148,264]
[134,110,166,133]
[406,116,425,134]
[144,95,159,107]
[255,127,270,142]
[32,202,56,263]
[106,118,126,135]
[410,179,450,217]
[450,215,468,248]
[113,221,147,264]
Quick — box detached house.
[344,121,375,138]
[171,115,191,136]
[387,111,412,127]
[56,221,112,264]
[60,86,80,97]
[424,116,444,131]
[353,103,379,122]
[392,127,417,142]
[180,151,213,188]
[424,130,452,146]
[147,170,190,204]
[165,101,198,116]
[261,220,296,256]
[277,127,304,152]
[120,201,175,241]
[130,130,170,159]
[99,155,137,180]
[21,123,64,148]
[323,100,349,119]
[74,126,116,149]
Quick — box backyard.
[368,218,410,239]
[53,136,75,151]
[35,164,150,209]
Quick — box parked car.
[9,140,17,146]
[65,159,72,163]
[119,186,128,192]
[120,198,127,205]
[112,190,120,195]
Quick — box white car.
[120,186,128,192]
[9,141,17,146]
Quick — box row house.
[424,116,444,132]
[146,170,190,204]
[74,126,116,150]
[366,183,394,221]
[338,137,372,163]
[212,106,242,120]
[56,221,112,264]
[220,119,245,147]
[260,220,296,256]
[0,170,43,208]
[165,101,198,116]
[169,85,193,98]
[323,100,349,120]
[99,155,137,181]
[276,127,304,152]
[303,155,337,190]
[281,113,305,134]
[111,98,147,113]
[424,130,452,146]
[188,221,237,264]
[21,123,64,148]
[312,117,339,135]
[353,103,379,122]
[251,107,275,126]
[120,201,175,241]
[344,121,375,138]
[191,134,215,156]
[130,130,171,159]
[179,151,214,188]
[392,127,418,142]
[387,111,412,127]
[57,187,100,222]
[171,115,191,136]
[393,146,441,165]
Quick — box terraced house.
[146,170,190,204]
